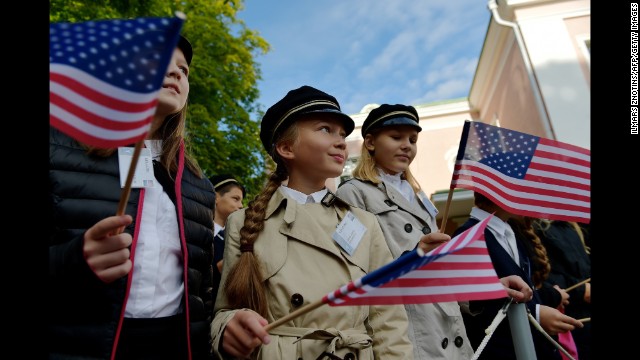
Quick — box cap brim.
[377,116,422,132]
[299,109,355,136]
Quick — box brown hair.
[351,129,421,193]
[509,217,550,289]
[86,104,203,178]
[223,123,299,317]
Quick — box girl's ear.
[275,140,295,160]
[364,134,375,152]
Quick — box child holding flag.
[335,104,474,360]
[210,86,414,359]
[49,30,216,359]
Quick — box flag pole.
[564,277,590,292]
[264,298,325,332]
[438,188,455,233]
[115,139,144,230]
[441,120,472,233]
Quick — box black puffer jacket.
[49,127,215,360]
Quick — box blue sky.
[237,0,492,118]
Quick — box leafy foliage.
[50,0,271,203]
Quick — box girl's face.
[365,125,419,175]
[280,115,348,186]
[156,48,190,118]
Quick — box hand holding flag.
[265,215,506,331]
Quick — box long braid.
[224,169,287,317]
[510,217,550,288]
[224,122,297,317]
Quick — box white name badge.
[117,147,156,188]
[418,191,439,219]
[332,211,366,256]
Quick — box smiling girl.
[210,86,413,360]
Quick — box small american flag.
[452,121,590,223]
[50,15,184,148]
[324,216,506,306]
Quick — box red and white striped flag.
[50,16,184,148]
[451,121,590,223]
[324,216,507,306]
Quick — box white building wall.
[517,6,591,149]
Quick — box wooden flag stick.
[577,317,591,323]
[264,298,325,332]
[438,189,455,233]
[115,140,144,232]
[565,278,590,292]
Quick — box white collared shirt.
[469,207,520,266]
[214,222,224,237]
[124,140,183,318]
[279,185,328,205]
[378,169,415,204]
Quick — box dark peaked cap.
[259,85,355,153]
[361,103,422,136]
[177,34,193,65]
[209,174,239,190]
[208,174,245,197]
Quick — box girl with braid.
[508,217,570,311]
[209,85,414,359]
[453,193,582,360]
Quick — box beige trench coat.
[211,189,414,359]
[336,179,474,360]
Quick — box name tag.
[332,211,366,256]
[418,191,439,218]
[118,147,155,188]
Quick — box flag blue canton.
[50,17,181,93]
[464,122,540,179]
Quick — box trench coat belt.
[270,326,373,353]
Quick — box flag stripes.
[451,121,590,223]
[324,216,507,306]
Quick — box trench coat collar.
[262,189,368,275]
[377,180,422,214]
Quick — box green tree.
[50,0,271,203]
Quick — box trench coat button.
[441,337,449,349]
[291,293,304,307]
[404,223,413,233]
[344,353,356,360]
[384,200,393,206]
[421,225,431,235]
[454,336,464,348]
